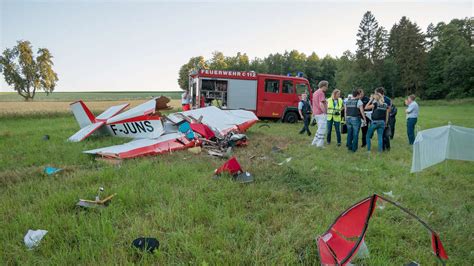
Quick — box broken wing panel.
[96,103,129,121]
[83,133,195,159]
[106,98,158,124]
[318,195,448,265]
[168,106,258,135]
[321,196,376,265]
[68,122,105,142]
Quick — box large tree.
[177,56,208,90]
[388,16,427,96]
[425,19,474,98]
[0,40,58,101]
[356,11,379,64]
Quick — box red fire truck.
[189,69,313,123]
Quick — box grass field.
[0,99,473,264]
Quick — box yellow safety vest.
[327,98,343,122]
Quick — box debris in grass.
[405,261,420,266]
[44,166,62,175]
[271,146,282,153]
[131,237,160,253]
[214,157,253,183]
[208,150,225,157]
[276,157,292,166]
[383,191,394,198]
[354,167,369,172]
[317,194,448,265]
[187,146,202,154]
[235,171,254,183]
[76,187,116,208]
[24,229,48,250]
[355,240,370,259]
[42,135,50,141]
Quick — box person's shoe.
[299,131,304,134]
[361,144,366,148]
[337,143,341,147]
[307,132,312,136]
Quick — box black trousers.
[299,114,311,135]
[389,117,396,139]
[361,124,368,146]
[383,125,391,151]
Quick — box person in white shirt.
[181,90,192,111]
[405,94,419,145]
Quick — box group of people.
[298,80,419,152]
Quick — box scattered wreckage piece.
[167,106,258,137]
[214,157,253,183]
[76,187,117,208]
[44,166,62,175]
[132,237,160,253]
[24,229,48,250]
[317,194,448,265]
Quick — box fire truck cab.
[189,69,313,123]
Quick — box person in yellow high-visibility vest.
[326,89,344,146]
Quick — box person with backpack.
[345,88,367,152]
[365,93,389,153]
[375,87,392,151]
[298,93,312,136]
[326,89,343,146]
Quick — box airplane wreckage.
[68,96,258,159]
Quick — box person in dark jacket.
[360,91,370,147]
[345,89,367,152]
[365,93,389,152]
[298,93,312,136]
[375,87,392,151]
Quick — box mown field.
[0,97,473,264]
[0,92,182,114]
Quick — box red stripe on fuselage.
[106,115,161,125]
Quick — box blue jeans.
[346,117,361,152]
[407,118,417,145]
[367,120,385,152]
[327,120,341,144]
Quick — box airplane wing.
[167,106,258,135]
[83,132,196,159]
[68,121,106,142]
[96,103,129,121]
[106,98,158,124]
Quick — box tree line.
[178,12,473,99]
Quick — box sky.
[0,0,472,92]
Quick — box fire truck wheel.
[283,111,298,123]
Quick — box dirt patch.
[0,99,181,114]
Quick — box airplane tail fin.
[70,100,96,128]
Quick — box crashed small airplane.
[68,97,258,159]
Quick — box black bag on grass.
[132,237,159,253]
